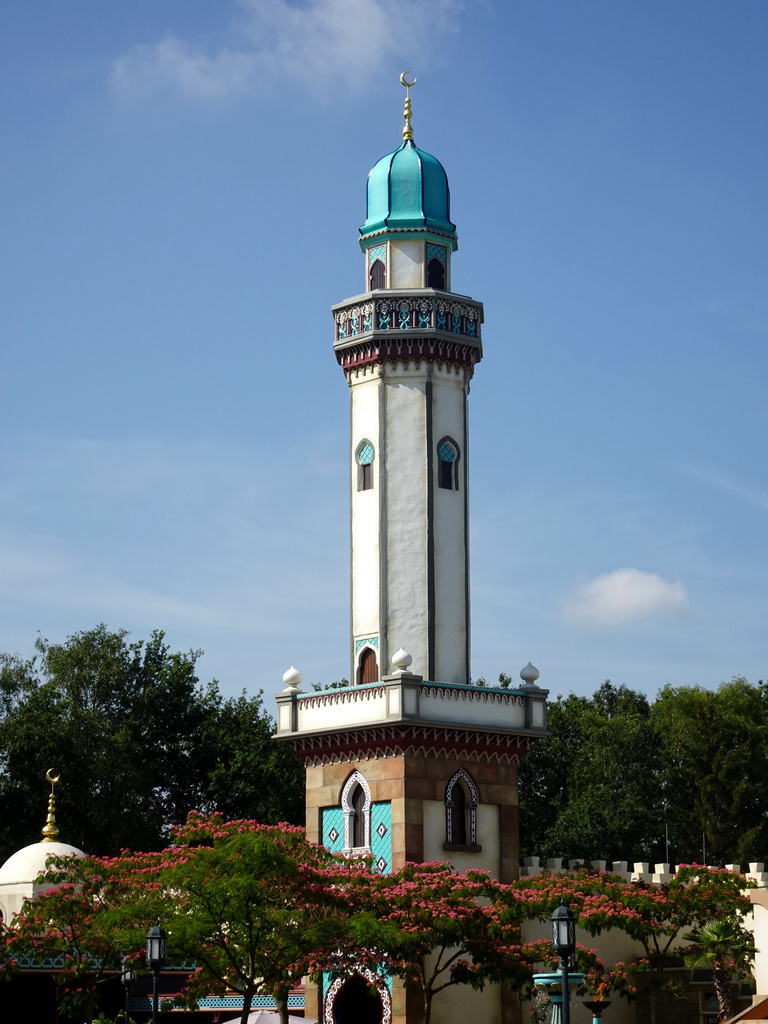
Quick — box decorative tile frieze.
[334,294,482,344]
[293,723,536,767]
[355,635,379,651]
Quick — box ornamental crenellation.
[521,854,768,885]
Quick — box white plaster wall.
[431,367,469,683]
[429,970,501,1024]
[297,688,390,731]
[419,689,526,729]
[423,801,500,878]
[349,359,471,684]
[389,239,423,288]
[423,801,502,1024]
[350,368,383,654]
[382,365,430,677]
[750,889,768,997]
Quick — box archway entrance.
[332,973,383,1024]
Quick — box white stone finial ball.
[282,665,303,691]
[392,648,413,671]
[520,662,540,686]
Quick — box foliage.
[0,626,304,860]
[652,678,768,864]
[518,682,662,863]
[506,865,754,1024]
[342,863,638,1024]
[519,676,768,866]
[344,861,539,1024]
[6,813,365,1024]
[681,918,757,1024]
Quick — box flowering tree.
[7,812,366,1024]
[341,861,541,1024]
[504,865,754,1024]
[3,847,144,1018]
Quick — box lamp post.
[551,901,576,1024]
[120,950,134,1021]
[146,920,167,1024]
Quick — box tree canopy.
[6,816,753,1024]
[0,625,304,861]
[518,677,768,866]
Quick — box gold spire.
[41,768,60,843]
[400,71,417,140]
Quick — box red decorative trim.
[336,336,481,375]
[289,724,535,767]
[360,226,456,243]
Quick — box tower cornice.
[276,676,549,764]
[332,289,483,375]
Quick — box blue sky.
[1,0,766,701]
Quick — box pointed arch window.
[426,243,447,289]
[341,771,372,852]
[437,438,459,490]
[444,770,481,852]
[368,244,387,291]
[357,441,374,491]
[369,259,386,290]
[358,646,379,685]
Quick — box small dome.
[360,140,457,249]
[0,840,84,885]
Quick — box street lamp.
[551,901,576,1024]
[146,920,167,1024]
[120,950,135,1021]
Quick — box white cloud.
[563,568,688,627]
[111,0,463,102]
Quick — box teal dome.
[360,140,457,249]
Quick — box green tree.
[501,864,754,1024]
[653,678,768,864]
[518,682,662,863]
[0,626,304,861]
[6,814,374,1024]
[346,861,539,1024]
[681,918,756,1024]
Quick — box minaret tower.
[334,74,483,686]
[276,76,548,1024]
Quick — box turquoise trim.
[129,994,304,1011]
[371,802,393,873]
[360,141,457,249]
[322,806,345,853]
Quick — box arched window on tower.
[437,438,459,490]
[351,784,366,849]
[426,243,447,289]
[357,441,374,491]
[445,770,480,851]
[427,258,445,289]
[341,770,371,851]
[359,646,379,685]
[369,259,386,290]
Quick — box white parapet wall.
[276,674,548,741]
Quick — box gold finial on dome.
[400,71,416,140]
[41,768,61,843]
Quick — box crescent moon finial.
[399,71,416,141]
[41,769,61,843]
